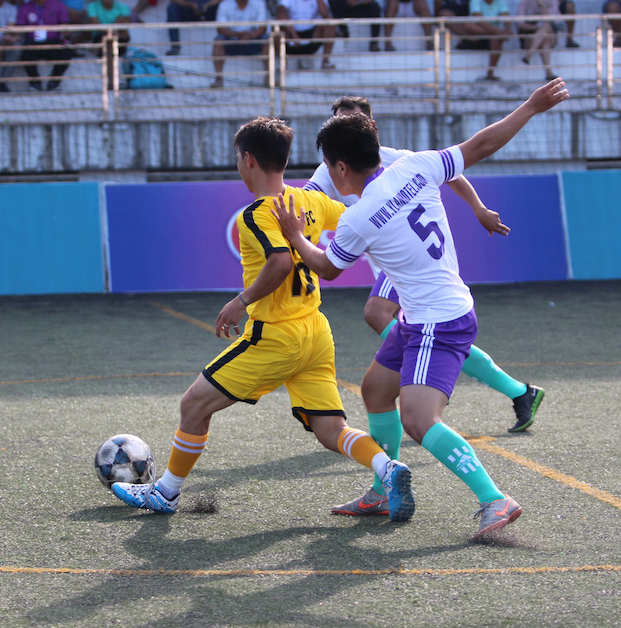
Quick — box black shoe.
[29,81,43,92]
[0,82,9,93]
[566,39,580,48]
[166,46,181,56]
[369,41,380,52]
[509,384,545,433]
[46,80,61,91]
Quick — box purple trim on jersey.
[364,167,385,189]
[374,308,477,398]
[328,239,359,265]
[368,271,399,304]
[303,181,324,193]
[438,149,455,183]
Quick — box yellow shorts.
[203,311,345,431]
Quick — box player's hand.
[215,297,244,339]
[272,193,306,243]
[527,77,569,114]
[475,206,510,236]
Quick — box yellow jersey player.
[111,116,415,522]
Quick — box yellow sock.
[166,429,209,479]
[337,427,386,469]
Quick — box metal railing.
[0,14,619,122]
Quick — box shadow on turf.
[26,516,475,628]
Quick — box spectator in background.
[276,0,336,69]
[166,0,224,55]
[385,0,434,51]
[455,0,511,81]
[60,0,90,45]
[16,0,72,91]
[603,0,621,47]
[0,0,20,92]
[435,0,470,36]
[516,0,559,81]
[132,0,156,21]
[328,0,382,52]
[88,0,131,87]
[559,0,579,47]
[210,0,268,88]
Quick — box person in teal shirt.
[456,0,512,81]
[88,0,131,86]
[88,0,132,25]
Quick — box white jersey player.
[301,97,546,523]
[326,146,473,324]
[274,79,569,538]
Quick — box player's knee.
[361,376,390,412]
[363,299,394,334]
[179,379,213,432]
[363,301,378,329]
[308,414,345,452]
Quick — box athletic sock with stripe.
[337,427,391,479]
[461,345,527,400]
[368,409,403,495]
[157,429,209,498]
[421,422,504,504]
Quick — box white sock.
[156,469,184,498]
[371,452,391,482]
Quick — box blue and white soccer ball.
[95,434,155,490]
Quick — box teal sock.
[379,319,397,340]
[461,345,527,400]
[368,409,403,495]
[421,422,504,504]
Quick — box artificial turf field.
[1,280,620,628]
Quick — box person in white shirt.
[274,78,569,539]
[276,0,336,69]
[304,95,545,520]
[211,0,269,88]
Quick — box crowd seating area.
[0,0,619,177]
[0,0,619,122]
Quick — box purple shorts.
[375,308,478,398]
[368,271,399,304]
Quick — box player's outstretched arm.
[459,78,569,169]
[272,193,343,280]
[447,176,510,237]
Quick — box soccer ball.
[95,434,155,490]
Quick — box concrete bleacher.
[0,0,619,176]
[1,0,615,98]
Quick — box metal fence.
[0,14,619,123]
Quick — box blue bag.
[122,47,171,90]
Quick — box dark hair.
[234,117,294,173]
[330,96,373,119]
[317,113,381,173]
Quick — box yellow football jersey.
[237,185,345,323]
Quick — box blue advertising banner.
[562,170,621,280]
[0,182,104,295]
[105,181,376,293]
[105,174,568,294]
[444,174,568,284]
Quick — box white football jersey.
[304,146,411,207]
[325,146,474,324]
